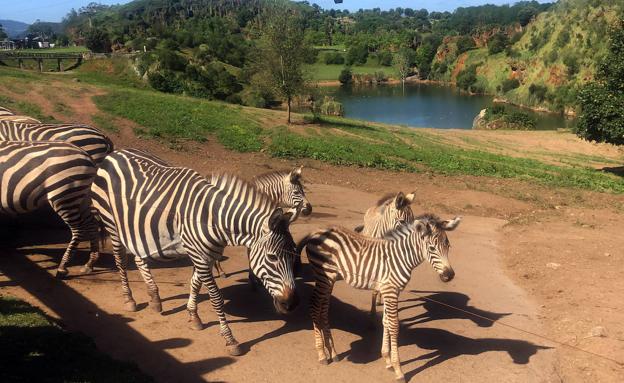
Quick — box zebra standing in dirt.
[298,214,461,382]
[213,166,312,279]
[354,191,416,316]
[0,120,114,165]
[91,148,299,356]
[0,141,99,277]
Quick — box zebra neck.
[387,235,425,284]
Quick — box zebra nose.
[301,203,312,216]
[440,268,455,282]
[275,286,299,313]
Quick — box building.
[0,39,15,50]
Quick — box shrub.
[346,43,368,65]
[528,84,548,102]
[324,52,345,65]
[374,71,388,83]
[555,29,570,48]
[85,28,111,53]
[318,96,344,116]
[148,70,183,93]
[488,33,509,55]
[562,53,580,77]
[377,51,393,66]
[456,64,478,91]
[501,78,520,93]
[456,35,476,54]
[339,67,352,85]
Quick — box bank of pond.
[323,83,576,131]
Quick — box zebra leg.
[370,290,379,318]
[383,290,405,382]
[56,228,81,278]
[319,282,340,362]
[134,255,162,313]
[381,311,392,369]
[310,284,330,364]
[187,269,204,331]
[112,241,137,312]
[81,239,100,274]
[215,261,227,278]
[195,267,242,356]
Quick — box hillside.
[0,19,29,38]
[433,0,623,114]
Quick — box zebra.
[354,191,416,316]
[0,141,99,278]
[0,106,41,124]
[213,166,312,280]
[0,120,114,165]
[298,214,461,382]
[90,148,300,356]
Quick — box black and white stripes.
[0,141,99,277]
[90,148,299,355]
[298,214,461,382]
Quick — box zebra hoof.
[55,269,69,279]
[319,358,329,365]
[189,316,203,331]
[150,301,163,313]
[81,266,93,274]
[124,301,137,312]
[227,343,243,356]
[395,377,406,383]
[331,355,341,363]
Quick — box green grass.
[75,57,147,88]
[0,95,58,122]
[13,46,89,54]
[0,295,153,382]
[307,62,399,81]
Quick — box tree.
[0,24,7,39]
[394,49,411,92]
[252,3,310,124]
[576,18,624,145]
[488,33,509,54]
[339,67,352,85]
[85,28,111,53]
[456,35,475,54]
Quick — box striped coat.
[0,141,99,277]
[0,120,114,165]
[298,214,460,382]
[0,106,41,124]
[91,149,299,356]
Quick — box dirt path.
[1,182,558,382]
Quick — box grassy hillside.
[434,0,622,113]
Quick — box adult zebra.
[0,120,114,165]
[213,166,312,279]
[0,106,41,124]
[91,148,299,356]
[0,141,99,277]
[354,192,416,316]
[298,214,461,382]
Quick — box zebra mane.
[376,193,396,207]
[381,213,442,240]
[211,172,278,211]
[415,213,444,229]
[254,169,303,186]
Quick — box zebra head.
[249,207,299,314]
[386,191,416,228]
[283,166,312,216]
[414,214,461,282]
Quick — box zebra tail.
[96,215,108,248]
[354,225,364,233]
[296,234,313,257]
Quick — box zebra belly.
[343,272,382,290]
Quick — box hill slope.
[0,19,30,38]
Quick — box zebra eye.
[267,253,278,262]
[428,245,437,252]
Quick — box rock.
[546,262,561,270]
[72,78,81,82]
[604,252,611,257]
[472,109,487,130]
[589,326,608,338]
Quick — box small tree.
[488,33,509,55]
[85,28,111,53]
[577,18,624,145]
[456,35,475,54]
[251,3,310,124]
[0,24,7,40]
[338,67,352,85]
[394,49,412,92]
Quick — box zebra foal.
[298,214,461,382]
[0,120,114,165]
[91,149,300,356]
[0,141,99,277]
[355,191,416,316]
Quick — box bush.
[374,71,388,83]
[346,43,369,65]
[318,96,344,116]
[501,78,520,93]
[377,51,393,66]
[85,28,111,53]
[528,84,548,102]
[456,35,476,54]
[555,29,570,48]
[324,52,345,65]
[577,84,624,145]
[562,53,580,77]
[339,67,352,85]
[488,33,509,55]
[456,64,478,91]
[148,70,183,93]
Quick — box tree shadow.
[400,290,512,328]
[601,166,624,177]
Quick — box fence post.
[57,58,63,72]
[18,58,23,69]
[37,58,43,72]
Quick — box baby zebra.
[299,214,461,382]
[0,120,114,165]
[0,141,99,277]
[355,191,416,316]
[212,166,312,280]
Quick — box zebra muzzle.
[439,267,455,282]
[273,287,299,314]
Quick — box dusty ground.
[1,80,624,382]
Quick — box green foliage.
[324,52,345,65]
[562,53,580,77]
[0,95,56,122]
[216,124,263,152]
[377,51,393,66]
[501,78,520,93]
[555,29,571,48]
[346,43,369,65]
[456,64,478,91]
[598,18,624,93]
[318,96,344,116]
[0,296,153,382]
[339,67,353,84]
[484,104,537,130]
[529,83,548,102]
[488,33,509,54]
[85,28,111,53]
[456,35,476,54]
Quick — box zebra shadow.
[399,290,512,328]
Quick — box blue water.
[327,83,572,130]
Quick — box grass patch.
[92,113,120,133]
[307,63,398,81]
[13,46,89,54]
[0,94,57,122]
[0,295,153,382]
[75,57,146,88]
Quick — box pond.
[325,83,575,130]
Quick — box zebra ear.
[395,192,407,209]
[413,220,427,236]
[441,216,462,231]
[289,166,303,183]
[405,192,416,204]
[268,207,292,231]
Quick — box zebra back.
[0,140,97,215]
[0,106,14,116]
[0,120,114,165]
[253,166,312,217]
[0,115,41,124]
[360,191,416,237]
